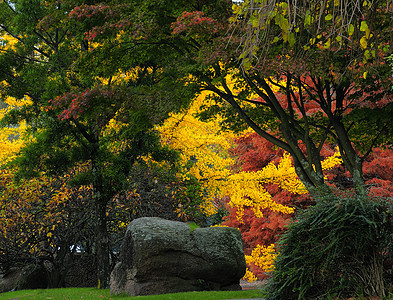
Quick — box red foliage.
[47,87,116,122]
[83,19,131,41]
[171,11,239,65]
[171,11,223,35]
[224,132,393,279]
[364,147,393,197]
[67,4,131,41]
[68,4,112,20]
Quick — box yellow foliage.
[243,244,277,282]
[0,34,18,51]
[0,94,32,165]
[0,164,95,256]
[247,244,277,271]
[159,71,342,282]
[0,36,28,164]
[159,78,342,220]
[226,150,342,221]
[159,89,250,216]
[321,148,342,171]
[243,268,258,282]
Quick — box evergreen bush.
[264,196,393,299]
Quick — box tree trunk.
[332,116,367,197]
[95,194,110,289]
[92,152,111,289]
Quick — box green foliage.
[110,160,204,224]
[188,221,200,233]
[264,196,393,299]
[0,0,216,287]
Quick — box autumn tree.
[171,0,393,199]
[167,2,393,287]
[158,84,343,282]
[0,167,97,287]
[0,160,205,288]
[0,0,218,287]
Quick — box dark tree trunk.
[95,194,110,289]
[91,149,111,289]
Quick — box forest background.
[0,0,392,295]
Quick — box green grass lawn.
[0,288,263,300]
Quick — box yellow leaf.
[323,38,331,49]
[363,71,368,79]
[365,28,371,39]
[360,36,368,50]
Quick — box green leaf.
[288,32,296,47]
[360,21,368,32]
[364,50,370,60]
[276,15,289,32]
[249,15,258,28]
[188,222,199,233]
[242,57,251,70]
[304,11,312,26]
[348,24,355,36]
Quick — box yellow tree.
[159,89,244,217]
[159,87,343,281]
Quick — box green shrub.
[264,196,393,300]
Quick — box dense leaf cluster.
[265,196,393,299]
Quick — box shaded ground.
[240,279,265,290]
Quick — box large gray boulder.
[110,217,246,296]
